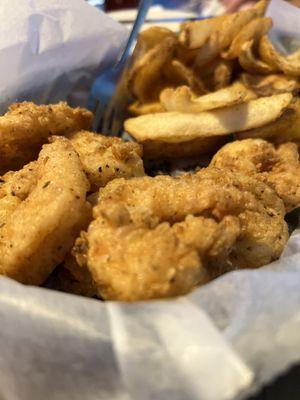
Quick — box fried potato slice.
[74,167,287,300]
[128,101,165,116]
[0,136,91,285]
[160,82,256,113]
[237,98,300,141]
[191,5,265,68]
[179,15,228,50]
[142,136,226,159]
[66,131,144,192]
[168,59,207,94]
[174,43,199,67]
[241,73,300,96]
[135,26,176,56]
[222,17,272,59]
[179,0,266,52]
[259,36,300,77]
[211,138,300,212]
[194,57,234,92]
[127,36,177,103]
[238,40,278,74]
[0,101,93,173]
[125,93,293,142]
[213,59,234,90]
[192,32,223,69]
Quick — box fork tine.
[93,101,106,133]
[111,110,125,138]
[92,0,151,135]
[90,98,100,116]
[102,104,116,136]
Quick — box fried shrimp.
[0,102,93,173]
[211,138,300,212]
[66,131,144,191]
[0,136,91,285]
[75,212,240,301]
[74,168,288,301]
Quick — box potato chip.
[125,93,293,142]
[222,17,272,59]
[160,82,256,113]
[128,36,177,103]
[241,73,300,96]
[175,43,199,67]
[128,101,165,116]
[133,27,176,61]
[218,6,263,49]
[179,16,227,50]
[168,59,207,94]
[138,27,176,52]
[192,32,222,69]
[239,40,278,74]
[192,4,265,68]
[213,59,235,90]
[259,36,300,77]
[179,0,266,51]
[253,0,268,15]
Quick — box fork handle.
[118,0,152,66]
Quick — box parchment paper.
[0,0,127,113]
[0,1,299,400]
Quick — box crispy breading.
[211,138,300,212]
[0,102,93,173]
[49,254,97,298]
[66,131,144,191]
[75,213,239,301]
[74,168,288,301]
[0,136,91,285]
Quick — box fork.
[93,0,152,136]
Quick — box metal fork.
[93,0,152,136]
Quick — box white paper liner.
[0,0,127,113]
[1,229,300,399]
[0,0,300,399]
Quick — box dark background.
[105,0,139,10]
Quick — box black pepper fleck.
[42,181,50,189]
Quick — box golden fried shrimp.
[0,136,91,285]
[0,102,93,173]
[74,168,288,301]
[66,131,144,191]
[0,162,37,226]
[75,212,240,301]
[211,138,300,212]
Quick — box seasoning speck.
[42,181,50,189]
